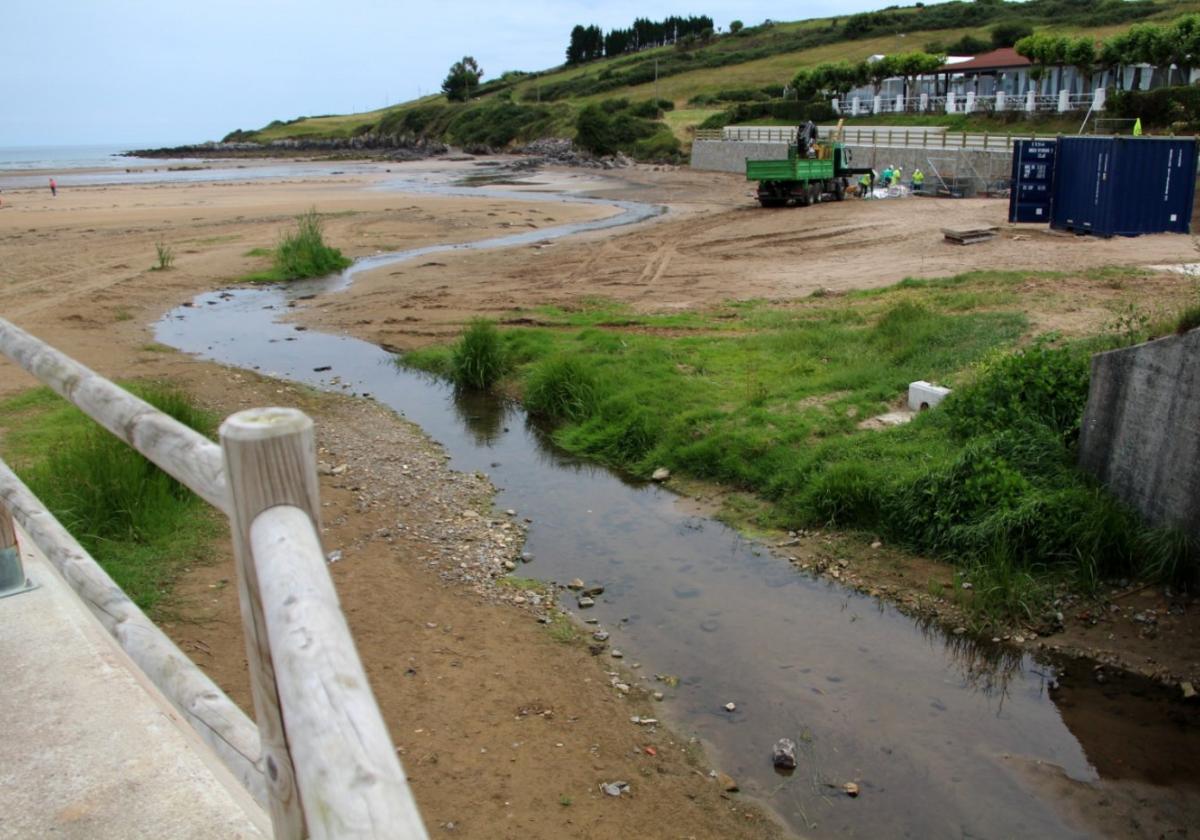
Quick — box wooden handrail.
[0,320,427,838]
[0,458,266,805]
[253,507,427,839]
[0,318,228,513]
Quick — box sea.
[0,143,156,171]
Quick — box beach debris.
[600,781,630,797]
[651,467,671,482]
[772,738,798,770]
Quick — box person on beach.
[49,178,57,197]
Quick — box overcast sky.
[5,0,898,147]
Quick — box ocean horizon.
[0,143,172,171]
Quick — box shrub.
[942,344,1090,440]
[1109,85,1200,131]
[451,319,508,390]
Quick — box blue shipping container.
[1009,139,1057,223]
[1051,136,1197,237]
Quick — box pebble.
[578,596,595,608]
[724,702,737,712]
[593,630,610,642]
[503,560,517,571]
[611,649,624,659]
[843,782,860,797]
[600,781,630,797]
[717,772,739,792]
[653,691,664,701]
[567,578,585,591]
[1183,681,1197,700]
[651,467,670,482]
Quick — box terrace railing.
[700,125,1057,152]
[0,316,427,840]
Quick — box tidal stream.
[158,166,1197,838]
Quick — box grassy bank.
[0,385,220,613]
[406,271,1197,624]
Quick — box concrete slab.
[0,528,269,839]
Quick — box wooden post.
[221,408,319,840]
[942,131,947,148]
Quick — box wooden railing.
[0,316,427,840]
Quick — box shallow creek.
[158,166,1198,838]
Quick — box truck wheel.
[808,183,822,205]
[796,188,811,207]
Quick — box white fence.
[832,88,1105,116]
[0,316,427,840]
[699,125,1055,152]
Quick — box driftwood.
[0,317,228,513]
[0,458,266,806]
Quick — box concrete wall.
[690,140,1012,185]
[690,141,789,173]
[1078,328,1200,540]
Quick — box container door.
[1009,139,1057,223]
[1051,137,1115,236]
[1109,138,1199,236]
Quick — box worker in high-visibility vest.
[912,168,925,193]
[881,165,893,186]
[859,173,872,198]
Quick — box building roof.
[940,47,1031,72]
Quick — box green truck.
[745,123,872,207]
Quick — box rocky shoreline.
[125,135,640,170]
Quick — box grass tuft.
[153,239,175,271]
[450,319,508,390]
[242,208,352,283]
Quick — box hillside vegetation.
[227,0,1200,158]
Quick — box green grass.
[450,319,509,390]
[153,239,175,271]
[405,274,1198,624]
[241,209,352,283]
[0,384,221,614]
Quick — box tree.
[730,19,744,34]
[945,34,990,55]
[891,51,945,100]
[1166,14,1200,82]
[864,55,900,96]
[991,22,1033,49]
[1066,37,1097,92]
[442,56,483,102]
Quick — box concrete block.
[908,380,951,411]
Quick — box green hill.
[227,0,1200,158]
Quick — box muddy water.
[158,171,1200,838]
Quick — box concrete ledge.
[0,528,269,839]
